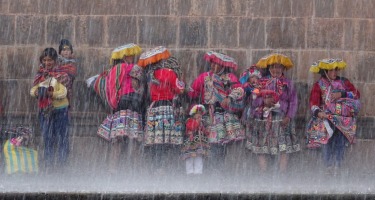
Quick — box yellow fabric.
[30,80,69,108]
[256,54,293,69]
[110,43,142,64]
[3,140,38,174]
[309,58,347,73]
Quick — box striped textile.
[3,140,38,174]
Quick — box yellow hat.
[110,43,142,64]
[309,58,347,73]
[256,54,293,70]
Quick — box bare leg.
[108,139,122,174]
[258,154,267,172]
[279,153,288,173]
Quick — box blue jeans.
[322,129,347,168]
[39,107,69,169]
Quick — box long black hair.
[39,47,58,63]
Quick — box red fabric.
[309,77,360,108]
[186,118,200,132]
[150,68,183,101]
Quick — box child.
[181,104,210,175]
[58,39,75,64]
[239,65,261,127]
[31,48,71,171]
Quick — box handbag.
[3,140,38,174]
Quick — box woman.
[247,54,300,173]
[138,46,185,175]
[188,51,244,174]
[307,58,360,175]
[31,48,74,171]
[88,43,144,173]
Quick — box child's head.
[58,39,73,58]
[39,48,58,69]
[189,104,206,122]
[247,66,261,85]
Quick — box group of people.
[27,42,360,177]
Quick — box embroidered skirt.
[181,133,210,160]
[97,109,143,142]
[144,104,184,146]
[204,112,245,144]
[246,113,300,155]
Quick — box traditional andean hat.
[204,51,238,71]
[309,58,347,73]
[110,43,142,64]
[256,54,293,70]
[137,46,171,68]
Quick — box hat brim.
[137,46,171,67]
[309,59,347,73]
[204,51,238,70]
[256,54,293,69]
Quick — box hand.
[221,97,231,108]
[47,86,54,97]
[264,97,275,108]
[317,112,327,119]
[331,92,342,101]
[281,117,290,127]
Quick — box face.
[193,113,203,123]
[210,63,223,74]
[42,56,56,69]
[326,69,340,80]
[248,76,259,85]
[60,48,72,58]
[269,64,284,78]
[123,55,135,64]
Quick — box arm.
[343,79,360,99]
[52,82,68,100]
[188,73,206,100]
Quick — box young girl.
[30,48,71,171]
[181,104,210,175]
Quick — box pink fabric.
[106,63,136,110]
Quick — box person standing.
[306,58,360,176]
[247,54,300,173]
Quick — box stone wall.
[0,0,374,138]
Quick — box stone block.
[222,50,247,74]
[356,20,375,51]
[107,16,137,47]
[46,16,75,45]
[74,47,111,79]
[133,0,172,15]
[38,0,60,15]
[239,18,266,49]
[170,50,199,84]
[61,0,109,15]
[361,83,375,116]
[210,18,238,47]
[291,0,313,17]
[307,19,344,49]
[6,47,40,79]
[70,80,108,113]
[0,15,15,45]
[343,20,356,50]
[179,18,208,47]
[336,0,375,18]
[15,15,45,45]
[248,0,270,17]
[0,0,9,13]
[0,79,35,113]
[75,16,104,47]
[139,17,177,47]
[266,18,306,49]
[315,0,334,18]
[357,52,375,83]
[177,0,219,16]
[217,0,247,16]
[270,0,292,17]
[9,0,39,14]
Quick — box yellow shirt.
[30,77,69,109]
